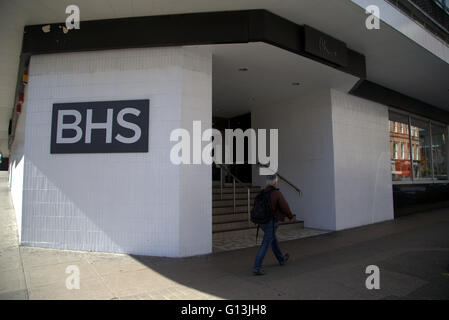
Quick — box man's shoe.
[253,270,265,276]
[280,253,290,266]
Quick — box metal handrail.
[216,163,303,228]
[257,163,302,198]
[217,164,253,227]
[218,164,251,188]
[274,172,302,198]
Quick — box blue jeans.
[253,219,286,272]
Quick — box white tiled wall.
[10,47,212,257]
[251,88,394,231]
[8,86,28,241]
[252,89,337,230]
[331,89,394,230]
[179,63,212,256]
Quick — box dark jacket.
[264,186,294,222]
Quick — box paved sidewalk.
[213,228,330,252]
[1,171,449,299]
[0,172,28,299]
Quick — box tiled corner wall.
[10,46,212,257]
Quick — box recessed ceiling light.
[238,68,248,72]
[292,82,301,86]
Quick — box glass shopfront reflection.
[410,117,432,180]
[389,111,412,181]
[432,123,448,180]
[389,110,449,183]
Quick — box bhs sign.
[50,100,149,154]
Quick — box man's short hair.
[266,175,278,186]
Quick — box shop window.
[431,123,448,180]
[389,111,411,181]
[410,117,433,180]
[389,110,448,183]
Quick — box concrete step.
[213,220,304,238]
[213,205,253,215]
[213,213,249,223]
[213,193,257,201]
[213,198,255,207]
[212,220,251,233]
[212,186,261,194]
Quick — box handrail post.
[248,188,251,227]
[233,177,236,214]
[220,166,223,200]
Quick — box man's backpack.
[251,187,277,244]
[250,188,276,224]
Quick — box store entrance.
[212,113,252,184]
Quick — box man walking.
[253,175,295,275]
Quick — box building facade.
[1,0,448,257]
